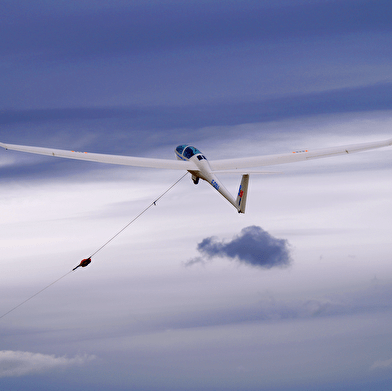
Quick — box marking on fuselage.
[211,179,220,190]
[292,150,308,154]
[237,185,243,205]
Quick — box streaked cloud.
[0,0,391,390]
[2,0,390,60]
[370,357,392,370]
[2,83,392,128]
[186,226,292,268]
[132,283,392,332]
[0,351,95,378]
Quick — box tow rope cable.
[0,271,73,320]
[87,172,188,260]
[0,172,188,320]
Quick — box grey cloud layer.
[0,351,95,378]
[1,1,391,390]
[187,226,292,268]
[2,83,392,129]
[1,0,391,59]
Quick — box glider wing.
[0,141,196,170]
[208,138,392,171]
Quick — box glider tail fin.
[236,174,249,214]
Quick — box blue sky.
[0,1,392,390]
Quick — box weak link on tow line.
[0,173,189,321]
[72,258,91,271]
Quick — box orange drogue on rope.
[73,258,92,271]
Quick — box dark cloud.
[1,0,390,60]
[2,82,392,128]
[146,283,392,331]
[187,226,292,268]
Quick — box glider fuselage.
[175,144,244,212]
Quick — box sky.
[0,0,391,390]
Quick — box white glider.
[0,138,391,213]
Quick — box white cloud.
[0,350,95,378]
[370,357,392,370]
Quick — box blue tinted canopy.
[175,145,187,155]
[176,145,202,159]
[183,146,202,159]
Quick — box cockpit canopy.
[175,145,206,160]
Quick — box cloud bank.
[187,226,292,268]
[370,357,392,370]
[0,351,95,378]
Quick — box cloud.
[2,0,390,60]
[105,282,392,334]
[3,83,392,128]
[186,226,292,268]
[370,357,392,370]
[0,351,95,378]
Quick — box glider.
[0,138,391,213]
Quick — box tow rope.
[0,172,188,320]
